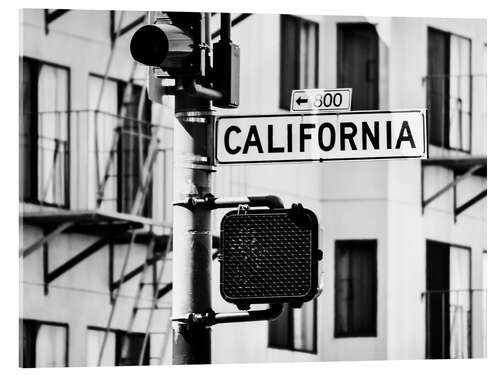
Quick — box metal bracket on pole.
[170,304,283,327]
[162,79,224,101]
[236,204,249,215]
[172,194,285,210]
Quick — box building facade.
[19,9,487,367]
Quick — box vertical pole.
[172,12,214,365]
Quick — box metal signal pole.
[171,12,215,365]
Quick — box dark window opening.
[20,319,68,368]
[280,15,319,109]
[335,239,377,337]
[19,57,70,208]
[89,74,154,218]
[117,82,153,218]
[425,240,471,359]
[337,23,379,110]
[427,28,472,152]
[268,300,317,353]
[86,327,150,366]
[116,331,150,366]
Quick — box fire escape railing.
[421,289,487,359]
[20,109,173,226]
[420,74,487,219]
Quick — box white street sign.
[290,88,352,112]
[216,109,427,164]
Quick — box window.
[268,300,317,353]
[20,319,68,368]
[88,75,153,217]
[86,327,150,366]
[280,15,319,109]
[337,23,379,110]
[19,57,70,207]
[427,28,471,152]
[425,241,471,359]
[335,240,377,337]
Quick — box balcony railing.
[20,110,174,227]
[422,73,486,159]
[422,289,487,359]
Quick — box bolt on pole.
[171,12,215,365]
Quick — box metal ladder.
[97,232,172,366]
[93,10,171,365]
[95,61,153,210]
[137,234,172,365]
[96,229,139,366]
[95,10,149,209]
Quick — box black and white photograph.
[14,3,491,370]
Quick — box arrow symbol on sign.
[295,96,308,106]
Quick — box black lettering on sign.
[224,125,241,155]
[395,121,416,149]
[386,121,392,149]
[268,124,285,153]
[362,121,380,150]
[340,122,357,151]
[242,125,264,154]
[300,123,315,152]
[318,122,335,151]
[287,123,293,152]
[361,121,380,150]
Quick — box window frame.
[20,318,69,368]
[88,72,152,116]
[426,26,473,154]
[87,73,153,217]
[424,239,472,359]
[279,14,319,110]
[337,22,380,111]
[86,325,151,366]
[334,239,378,338]
[268,299,318,354]
[20,56,71,209]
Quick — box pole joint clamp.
[172,193,216,210]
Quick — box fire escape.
[21,10,174,365]
[420,71,487,359]
[20,10,251,366]
[22,9,172,287]
[27,8,253,292]
[420,73,487,221]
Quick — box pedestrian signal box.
[219,206,321,310]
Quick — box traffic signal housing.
[130,13,202,78]
[130,24,194,75]
[129,12,240,109]
[219,206,321,310]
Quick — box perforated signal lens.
[220,208,319,307]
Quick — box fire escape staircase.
[21,10,248,364]
[20,10,170,294]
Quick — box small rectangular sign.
[216,109,427,164]
[290,88,352,112]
